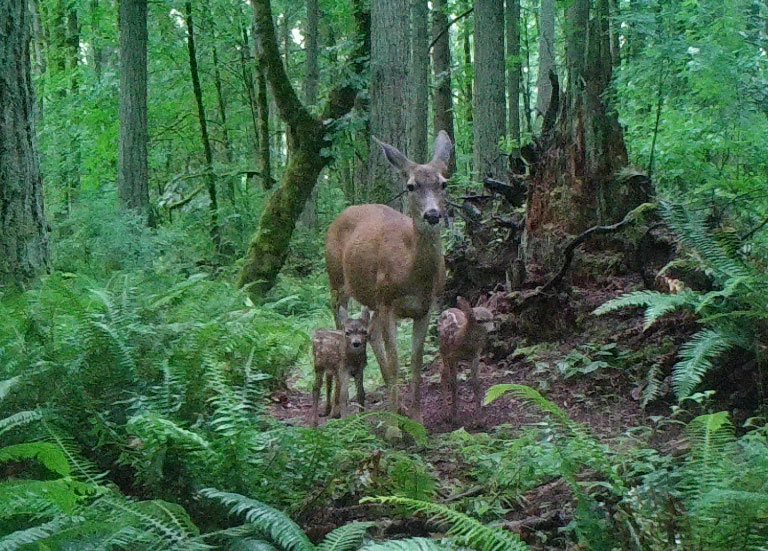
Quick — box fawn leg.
[312,369,323,427]
[471,353,482,417]
[355,368,366,408]
[323,372,333,416]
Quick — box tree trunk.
[184,1,220,251]
[300,0,320,227]
[368,0,410,205]
[506,0,521,143]
[431,0,455,174]
[535,0,556,119]
[212,45,232,164]
[250,20,275,190]
[239,0,369,296]
[303,0,319,106]
[410,0,428,162]
[239,23,262,183]
[473,0,506,179]
[521,6,533,134]
[0,0,50,287]
[117,0,150,219]
[524,0,646,267]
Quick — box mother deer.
[325,131,452,421]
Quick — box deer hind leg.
[368,309,389,384]
[471,353,482,417]
[409,314,430,423]
[311,368,323,428]
[323,372,333,417]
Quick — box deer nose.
[423,209,441,225]
[351,341,362,348]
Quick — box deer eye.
[441,180,448,190]
[345,330,352,336]
[407,183,416,192]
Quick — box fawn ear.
[456,296,471,311]
[338,306,348,325]
[430,130,453,174]
[373,136,416,176]
[361,307,371,326]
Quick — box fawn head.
[338,306,371,353]
[457,296,497,334]
[374,130,453,231]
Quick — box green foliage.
[595,202,768,399]
[364,497,529,551]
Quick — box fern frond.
[0,443,71,477]
[594,290,698,330]
[0,410,43,437]
[200,489,315,551]
[228,539,282,551]
[358,538,453,551]
[338,412,428,447]
[673,329,734,400]
[317,522,375,551]
[0,375,22,401]
[363,497,529,551]
[0,517,74,551]
[683,412,735,503]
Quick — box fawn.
[311,307,370,427]
[438,297,496,422]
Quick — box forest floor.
[268,270,695,547]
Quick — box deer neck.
[411,222,443,285]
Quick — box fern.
[594,289,699,330]
[358,538,454,551]
[200,489,315,551]
[673,329,734,399]
[0,442,71,477]
[364,497,529,551]
[0,410,43,437]
[316,522,375,551]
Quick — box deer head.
[373,130,453,232]
[338,306,371,354]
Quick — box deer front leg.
[354,368,366,408]
[441,355,458,423]
[382,308,401,414]
[410,314,430,423]
[368,310,389,385]
[331,362,350,418]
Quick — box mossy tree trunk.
[238,0,369,297]
[524,0,649,267]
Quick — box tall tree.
[535,0,556,118]
[238,0,369,296]
[506,0,521,143]
[473,0,507,178]
[368,0,410,204]
[117,0,149,219]
[410,0,429,162]
[183,1,220,249]
[431,0,455,174]
[524,0,647,264]
[250,20,275,190]
[0,0,49,286]
[303,0,319,105]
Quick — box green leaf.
[0,443,71,477]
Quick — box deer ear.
[338,306,348,325]
[361,307,371,325]
[373,136,416,176]
[456,296,471,311]
[430,130,453,174]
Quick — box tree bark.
[521,6,533,134]
[303,0,319,105]
[368,0,410,205]
[473,0,506,179]
[250,20,275,190]
[410,0,429,162]
[117,0,150,219]
[0,0,50,286]
[535,0,556,119]
[524,0,645,267]
[431,0,456,175]
[506,0,521,143]
[184,1,220,250]
[238,0,369,296]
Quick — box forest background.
[1,0,768,549]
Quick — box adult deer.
[325,131,452,421]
